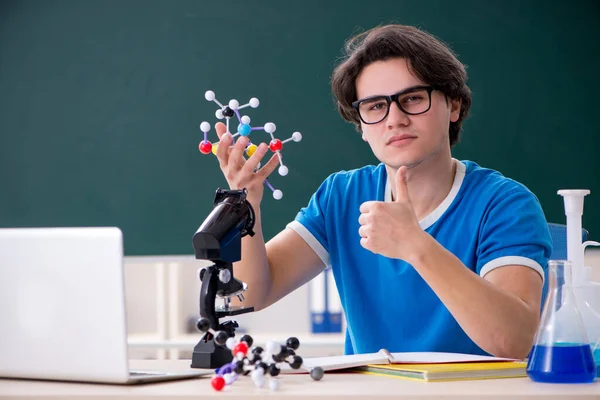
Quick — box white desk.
[1,360,599,399]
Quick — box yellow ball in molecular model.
[212,144,218,155]
[246,144,258,157]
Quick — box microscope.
[190,188,256,369]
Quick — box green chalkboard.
[1,0,598,255]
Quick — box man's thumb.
[395,166,410,202]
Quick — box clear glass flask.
[527,260,596,383]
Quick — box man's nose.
[386,101,410,126]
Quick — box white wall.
[124,258,313,336]
[123,257,345,359]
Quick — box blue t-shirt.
[288,160,552,355]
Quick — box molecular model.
[197,319,324,392]
[198,90,303,200]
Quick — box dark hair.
[331,24,472,146]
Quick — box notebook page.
[388,352,518,364]
[280,349,390,373]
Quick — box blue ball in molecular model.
[238,123,252,136]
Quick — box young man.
[214,24,551,359]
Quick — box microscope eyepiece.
[193,188,255,262]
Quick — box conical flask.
[527,260,596,383]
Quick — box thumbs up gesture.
[358,166,423,260]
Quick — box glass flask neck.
[548,260,572,292]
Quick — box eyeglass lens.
[357,88,431,124]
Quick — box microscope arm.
[199,264,220,332]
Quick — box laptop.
[0,227,209,384]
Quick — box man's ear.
[450,98,462,123]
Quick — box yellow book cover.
[355,361,527,382]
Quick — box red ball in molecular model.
[198,140,212,154]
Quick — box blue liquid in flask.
[527,343,596,383]
[594,347,600,377]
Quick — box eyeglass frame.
[351,85,436,125]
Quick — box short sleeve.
[477,188,552,280]
[285,174,336,267]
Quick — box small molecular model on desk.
[198,90,303,200]
[205,332,325,392]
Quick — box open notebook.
[282,349,526,381]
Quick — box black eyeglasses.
[351,85,435,125]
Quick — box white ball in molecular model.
[200,121,211,133]
[292,131,302,142]
[205,90,215,101]
[228,99,239,110]
[265,341,279,354]
[253,376,266,388]
[273,190,283,200]
[215,109,224,119]
[249,97,259,108]
[223,373,236,385]
[278,165,288,176]
[251,368,265,380]
[241,115,251,124]
[269,378,280,392]
[251,369,265,388]
[225,337,236,350]
[264,122,276,134]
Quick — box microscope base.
[190,339,233,369]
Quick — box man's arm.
[210,120,327,311]
[231,210,326,311]
[407,234,542,359]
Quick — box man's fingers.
[256,153,280,180]
[358,213,368,226]
[359,201,376,214]
[215,122,227,139]
[228,136,249,171]
[242,143,269,174]
[215,133,232,168]
[360,237,370,250]
[358,225,369,238]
